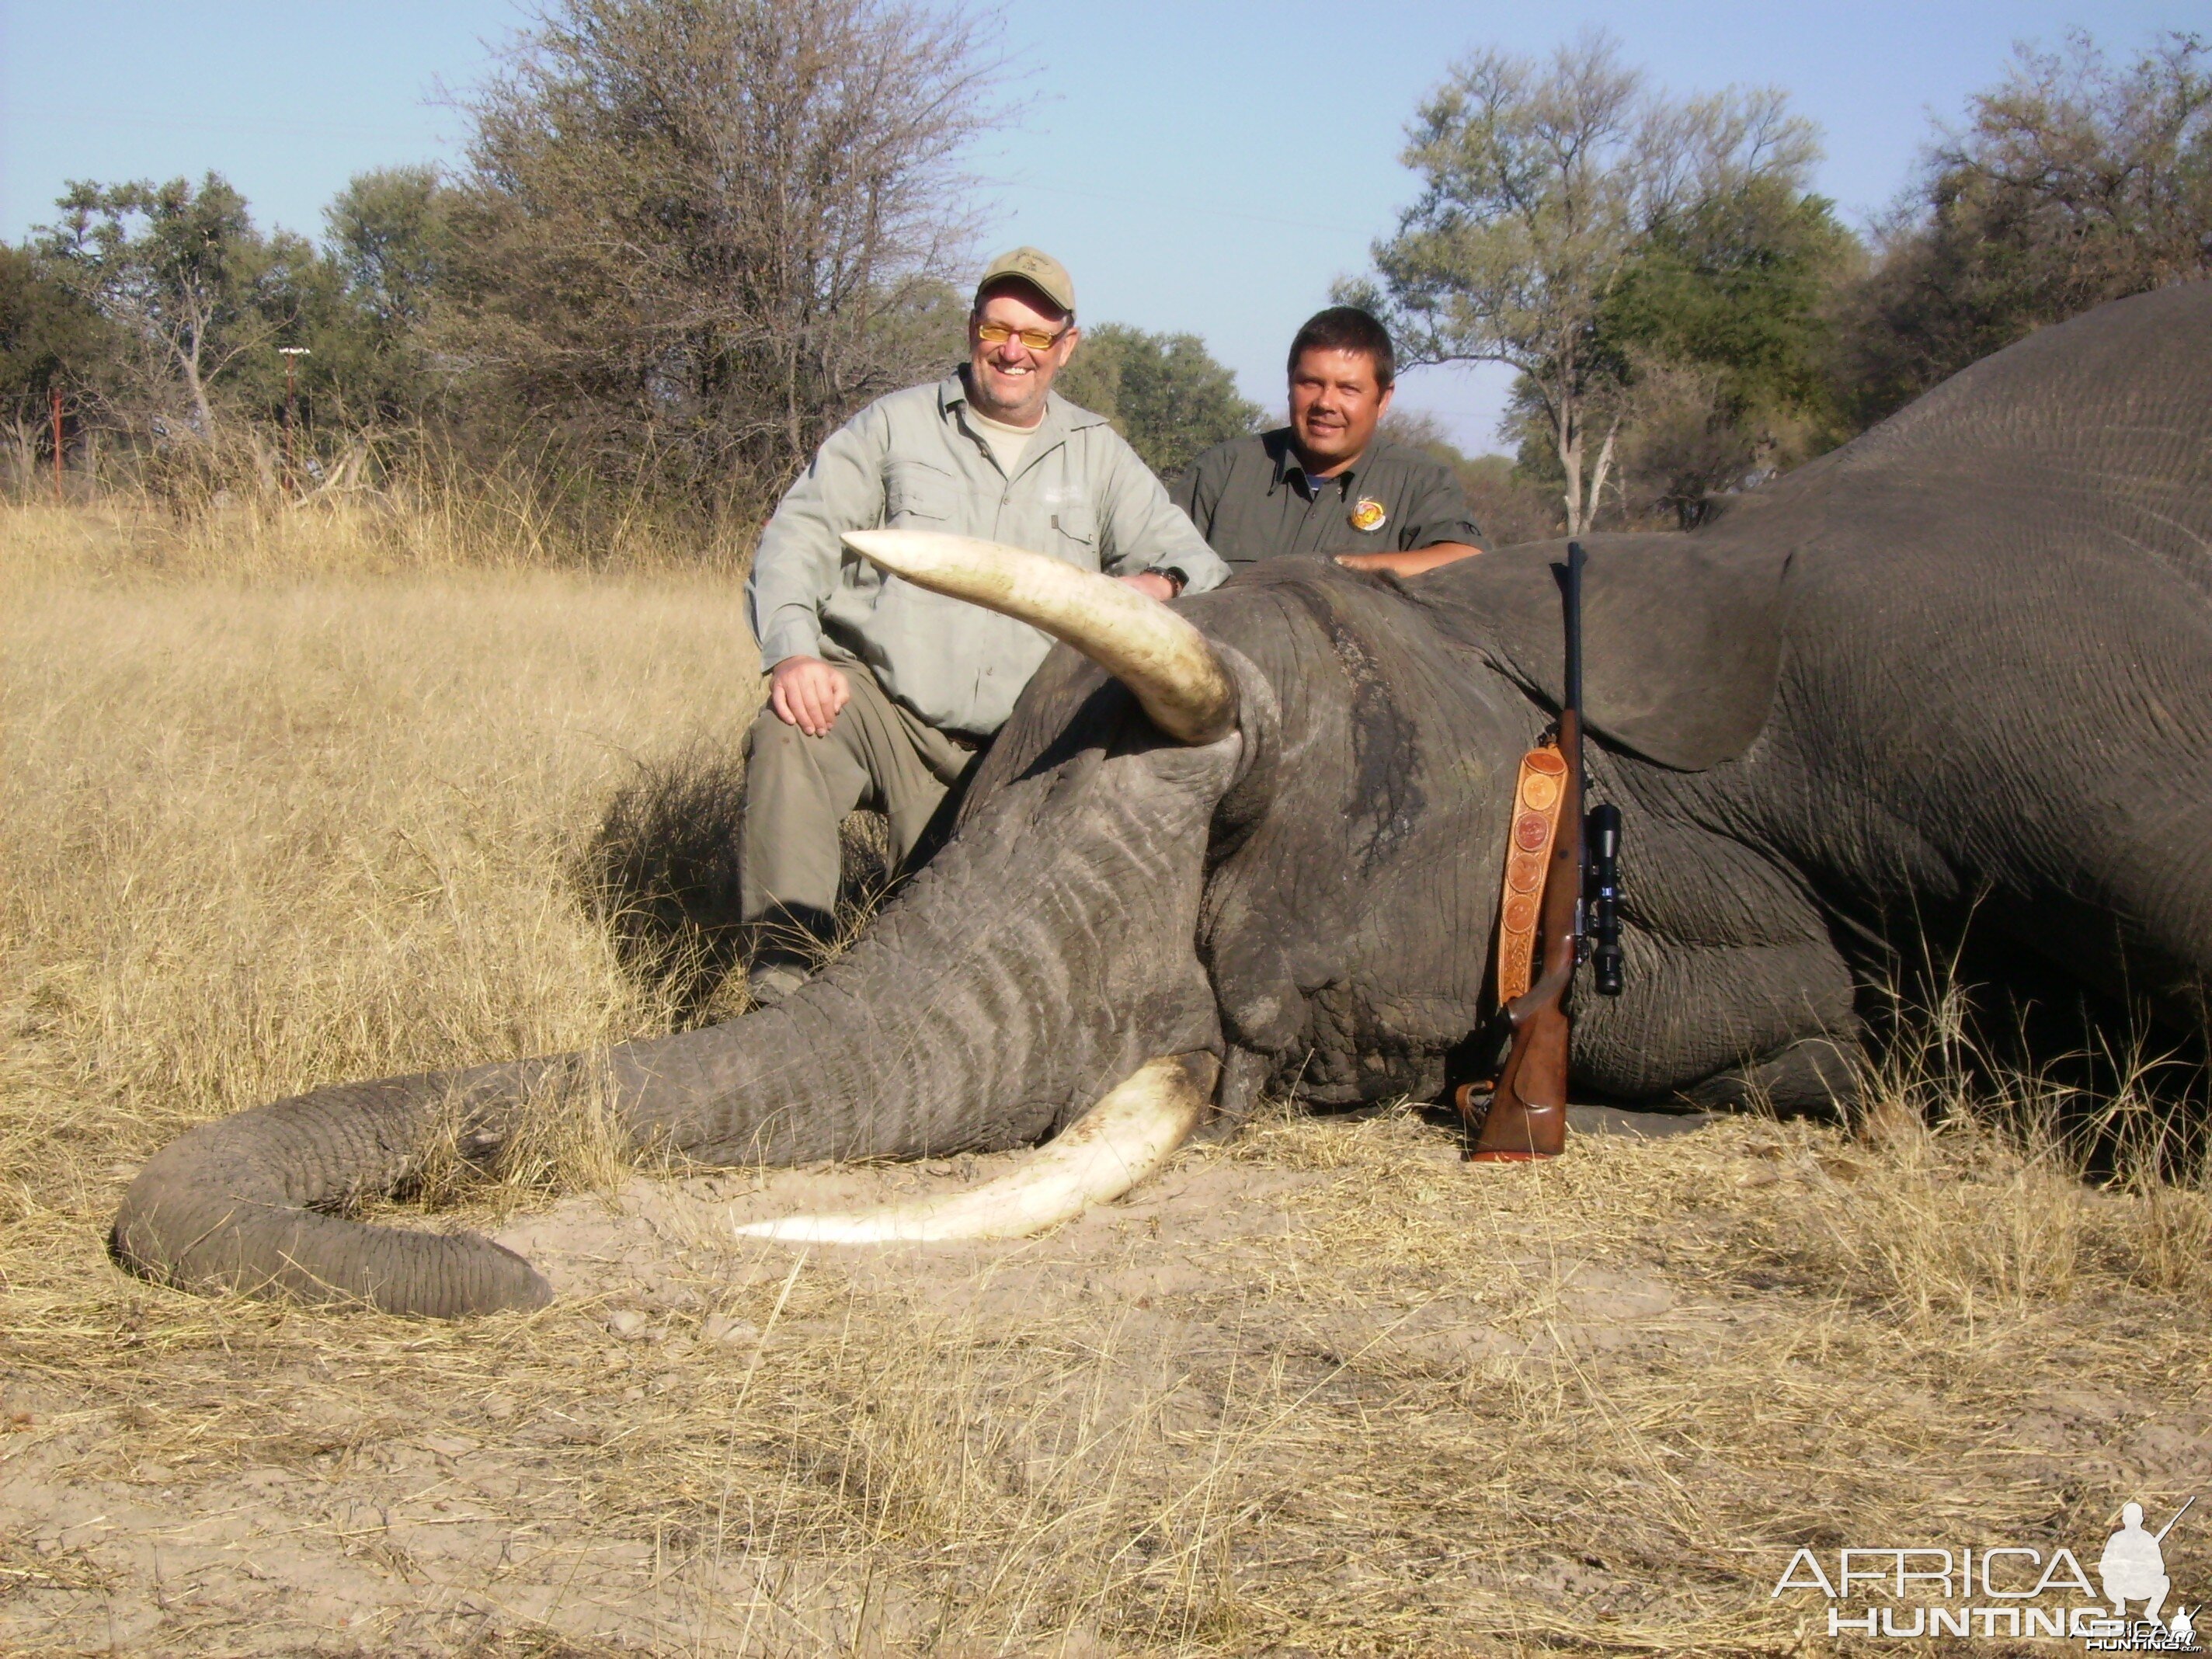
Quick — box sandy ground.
[4,1104,2206,1657]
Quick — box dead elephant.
[113,284,2212,1316]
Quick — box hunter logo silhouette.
[2102,1498,2193,1629]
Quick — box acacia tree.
[440,0,1007,518]
[1835,31,2212,426]
[1358,33,1821,534]
[37,174,313,438]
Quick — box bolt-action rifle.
[1458,540,1623,1160]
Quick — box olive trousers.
[738,663,982,969]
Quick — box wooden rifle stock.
[1462,541,1587,1160]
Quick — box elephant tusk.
[840,530,1236,744]
[733,1056,1211,1244]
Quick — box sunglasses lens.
[980,322,1059,351]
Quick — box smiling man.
[740,246,1227,1005]
[1172,306,1483,578]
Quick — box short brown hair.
[1287,306,1395,389]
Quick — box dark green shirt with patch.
[1170,428,1483,569]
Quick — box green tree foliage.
[18,21,2192,541]
[1605,181,1853,420]
[329,166,453,338]
[1053,323,1261,481]
[437,0,1008,519]
[1835,32,2212,427]
[0,246,120,477]
[1358,32,1826,533]
[1596,176,1859,524]
[37,173,318,437]
[311,165,458,423]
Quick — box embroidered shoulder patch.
[1350,497,1387,533]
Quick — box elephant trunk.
[610,724,1233,1166]
[111,1063,564,1316]
[113,694,1240,1319]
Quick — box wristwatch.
[1159,567,1188,597]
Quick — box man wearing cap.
[1173,305,1483,579]
[739,247,1228,1006]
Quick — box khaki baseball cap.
[976,246,1076,315]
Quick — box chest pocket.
[885,462,956,525]
[1049,503,1097,552]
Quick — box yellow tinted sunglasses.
[976,320,1069,353]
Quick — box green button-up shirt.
[748,371,1228,737]
[1170,428,1483,569]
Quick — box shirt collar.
[1265,426,1376,499]
[940,368,1106,450]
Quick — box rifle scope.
[1587,803,1624,996]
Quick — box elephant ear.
[1414,530,1787,770]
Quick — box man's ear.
[1058,325,1081,363]
[1376,381,1395,418]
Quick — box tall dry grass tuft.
[5,428,757,582]
[0,506,763,1226]
[2,503,2207,1654]
[579,740,896,1026]
[579,741,753,1021]
[1813,979,2212,1320]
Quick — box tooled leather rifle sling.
[1456,540,1623,1160]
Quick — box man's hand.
[1334,542,1483,578]
[1117,571,1181,603]
[769,655,851,737]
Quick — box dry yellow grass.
[2,503,2207,1656]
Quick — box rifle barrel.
[1563,541,1584,779]
[1563,541,1587,952]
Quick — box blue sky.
[3,1,2199,450]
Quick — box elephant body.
[113,283,2212,1316]
[1185,280,2212,1115]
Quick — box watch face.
[1351,498,1387,532]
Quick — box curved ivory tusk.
[841,530,1236,743]
[734,1056,1209,1244]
